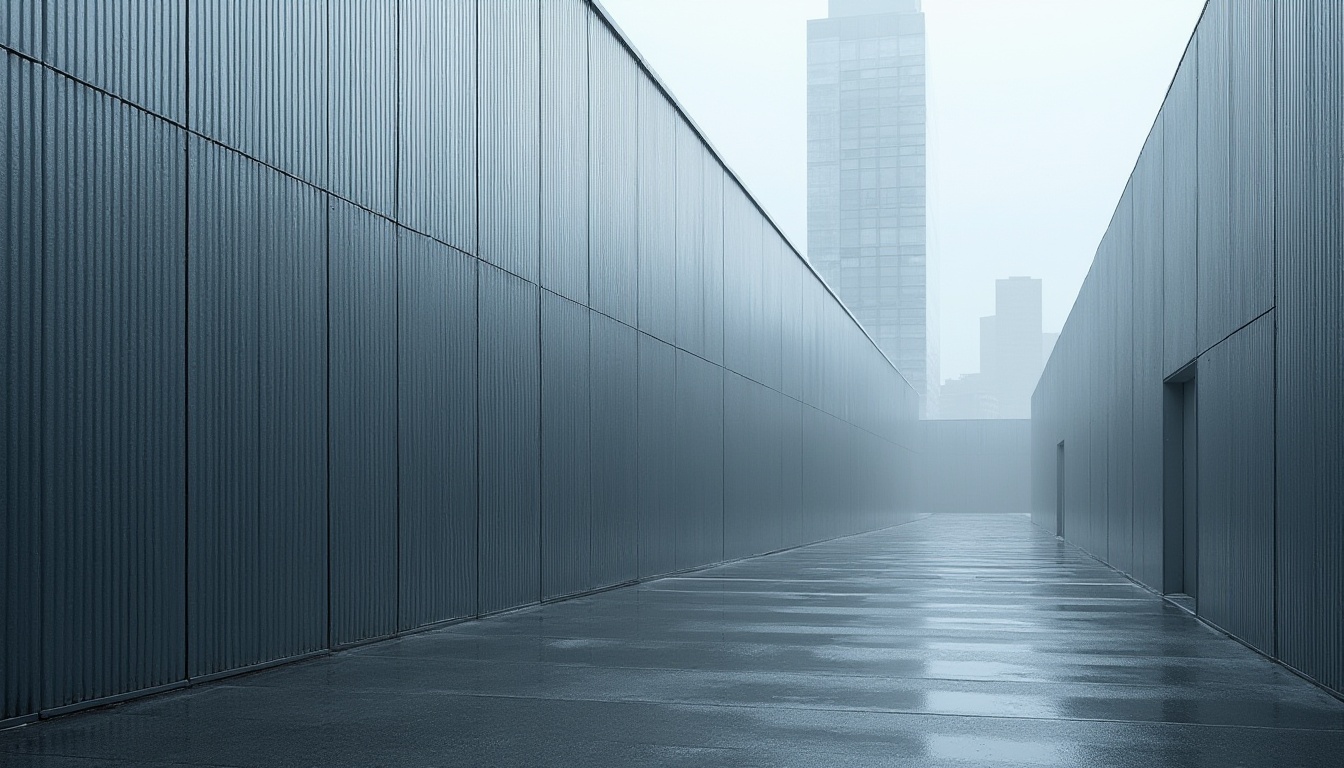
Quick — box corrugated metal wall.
[2,54,44,724]
[1033,0,1344,698]
[1,0,919,724]
[43,74,188,708]
[329,201,399,646]
[1275,0,1344,696]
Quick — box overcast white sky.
[599,0,1207,381]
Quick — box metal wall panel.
[186,139,259,678]
[723,372,755,560]
[1034,0,1344,698]
[1163,43,1199,376]
[257,163,329,670]
[1198,314,1275,654]
[675,349,724,569]
[637,333,677,577]
[1275,0,1344,695]
[1,53,42,724]
[399,0,476,254]
[1131,122,1166,589]
[781,254,804,401]
[638,77,677,343]
[398,229,477,629]
[781,397,805,548]
[329,200,398,646]
[1107,192,1135,575]
[1194,1,1234,355]
[702,158,726,365]
[329,0,396,216]
[674,123,706,357]
[41,77,187,709]
[540,0,588,304]
[1,1,42,58]
[480,0,541,283]
[725,373,785,559]
[588,12,638,325]
[761,233,785,392]
[189,0,327,187]
[590,311,639,586]
[722,182,758,381]
[1225,0,1276,341]
[188,141,327,677]
[541,290,591,599]
[478,264,541,613]
[45,0,186,123]
[2,0,926,719]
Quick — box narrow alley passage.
[3,514,1340,767]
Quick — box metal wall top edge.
[585,0,915,393]
[1034,0,1210,388]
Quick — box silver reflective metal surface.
[1034,0,1344,698]
[1,0,917,724]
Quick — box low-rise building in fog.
[939,276,1053,419]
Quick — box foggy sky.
[599,0,1206,382]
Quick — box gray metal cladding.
[541,291,591,599]
[674,123,706,358]
[589,311,639,586]
[1162,43,1199,376]
[480,0,541,283]
[1035,0,1344,699]
[329,0,397,217]
[189,0,328,188]
[188,140,328,677]
[1106,193,1135,575]
[329,200,398,646]
[397,229,478,629]
[44,0,186,123]
[186,139,259,678]
[702,157,726,365]
[41,74,187,710]
[1131,124,1166,588]
[781,398,805,548]
[540,0,589,304]
[724,373,785,559]
[399,0,476,254]
[762,234,786,392]
[638,77,677,342]
[4,0,926,721]
[781,254,805,401]
[588,12,638,326]
[1196,0,1273,353]
[1275,0,1344,695]
[477,264,541,613]
[2,53,43,724]
[1197,314,1275,654]
[1,2,41,59]
[674,349,724,570]
[722,182,760,381]
[637,333,677,577]
[801,278,826,408]
[1225,0,1276,340]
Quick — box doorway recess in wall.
[1163,363,1198,614]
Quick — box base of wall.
[1038,521,1344,704]
[1,516,932,733]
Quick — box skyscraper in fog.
[807,0,934,413]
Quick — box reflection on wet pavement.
[1,514,1340,766]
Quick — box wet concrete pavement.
[3,513,1341,767]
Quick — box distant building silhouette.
[807,0,936,414]
[940,277,1051,419]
